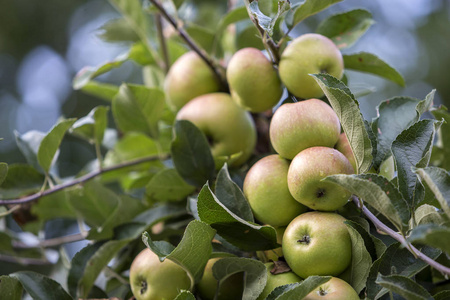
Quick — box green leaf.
[343,52,405,86]
[37,118,76,173]
[286,0,342,29]
[142,220,216,287]
[408,223,450,254]
[69,182,119,229]
[174,290,196,300]
[344,221,375,294]
[185,25,216,54]
[0,163,8,186]
[73,42,154,90]
[414,167,450,218]
[366,243,441,300]
[316,9,374,49]
[373,95,428,169]
[112,83,165,138]
[266,283,300,300]
[414,204,445,226]
[0,276,22,300]
[311,74,373,173]
[197,184,278,251]
[434,290,450,300]
[78,239,131,298]
[108,0,158,60]
[392,120,440,207]
[31,190,77,222]
[79,81,119,102]
[375,274,433,300]
[274,276,332,299]
[326,174,409,233]
[11,271,72,300]
[170,120,215,187]
[216,6,248,33]
[97,17,140,42]
[15,130,46,172]
[215,164,254,222]
[431,107,450,170]
[248,1,290,37]
[71,106,109,146]
[115,203,187,240]
[145,168,196,202]
[67,242,104,298]
[0,164,44,199]
[212,257,267,300]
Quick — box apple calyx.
[318,287,328,296]
[316,188,326,198]
[140,279,147,295]
[297,235,311,244]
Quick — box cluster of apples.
[243,97,360,299]
[129,33,365,300]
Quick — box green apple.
[278,33,344,99]
[244,154,307,226]
[288,147,354,211]
[257,262,302,300]
[227,47,283,112]
[269,99,341,160]
[335,132,396,179]
[129,248,191,300]
[196,257,244,300]
[164,51,221,111]
[303,277,359,300]
[176,93,257,168]
[282,211,352,278]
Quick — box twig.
[244,0,281,64]
[147,0,228,90]
[352,196,450,276]
[13,232,88,249]
[0,154,169,205]
[155,13,170,73]
[0,254,52,265]
[0,204,21,218]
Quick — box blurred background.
[1,0,449,165]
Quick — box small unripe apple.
[196,257,244,300]
[244,155,307,226]
[129,248,191,300]
[270,99,341,160]
[279,33,344,99]
[257,262,302,300]
[176,93,257,168]
[282,212,352,279]
[164,51,221,111]
[303,277,360,300]
[227,48,283,112]
[288,146,354,211]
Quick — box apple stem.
[147,0,229,91]
[352,196,450,276]
[0,153,169,206]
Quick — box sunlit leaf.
[343,52,405,86]
[312,74,372,173]
[37,118,76,173]
[317,9,374,49]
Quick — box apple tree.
[1,0,449,299]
